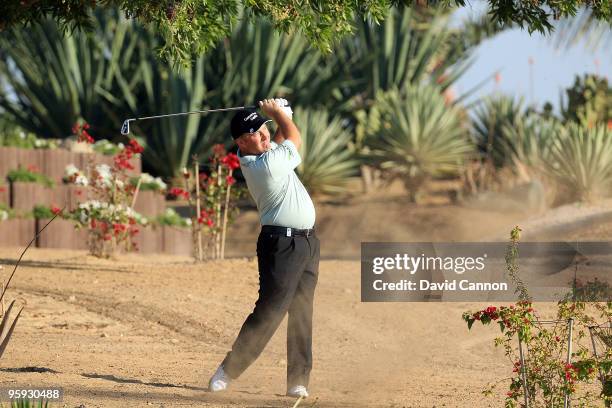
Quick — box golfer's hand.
[259,99,283,118]
[274,98,293,119]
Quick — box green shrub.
[0,131,58,149]
[32,205,59,219]
[7,166,54,187]
[92,139,122,156]
[130,173,167,192]
[156,208,191,228]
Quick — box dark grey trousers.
[222,229,320,389]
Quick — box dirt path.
[1,200,610,407]
[0,248,573,408]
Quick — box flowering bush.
[181,144,244,260]
[66,200,146,253]
[62,122,152,257]
[7,165,54,187]
[463,301,610,407]
[463,227,612,407]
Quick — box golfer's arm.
[273,112,301,150]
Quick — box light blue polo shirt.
[238,140,316,229]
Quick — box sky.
[451,5,611,113]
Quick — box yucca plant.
[290,107,359,197]
[363,86,474,202]
[544,123,612,203]
[471,94,527,167]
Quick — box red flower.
[0,186,5,193]
[169,187,189,199]
[127,138,144,154]
[51,205,62,215]
[221,153,240,170]
[72,122,94,144]
[226,175,236,186]
[75,189,83,196]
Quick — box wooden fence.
[0,146,192,255]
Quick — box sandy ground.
[1,195,611,407]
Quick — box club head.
[120,120,130,135]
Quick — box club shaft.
[129,106,256,122]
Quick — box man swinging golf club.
[208,98,319,399]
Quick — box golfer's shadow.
[81,372,263,395]
[81,372,205,391]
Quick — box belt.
[261,225,315,237]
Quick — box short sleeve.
[263,140,302,178]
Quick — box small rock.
[100,333,108,338]
[68,295,76,302]
[170,338,179,344]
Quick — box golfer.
[208,98,319,398]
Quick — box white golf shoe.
[208,364,231,392]
[287,385,309,398]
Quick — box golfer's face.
[240,123,271,154]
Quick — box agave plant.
[544,123,612,202]
[363,86,474,202]
[291,107,359,197]
[0,9,141,140]
[501,116,561,176]
[471,94,527,167]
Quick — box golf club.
[120,105,257,135]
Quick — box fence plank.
[134,191,165,217]
[0,219,35,247]
[162,226,193,256]
[134,226,163,254]
[36,218,88,250]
